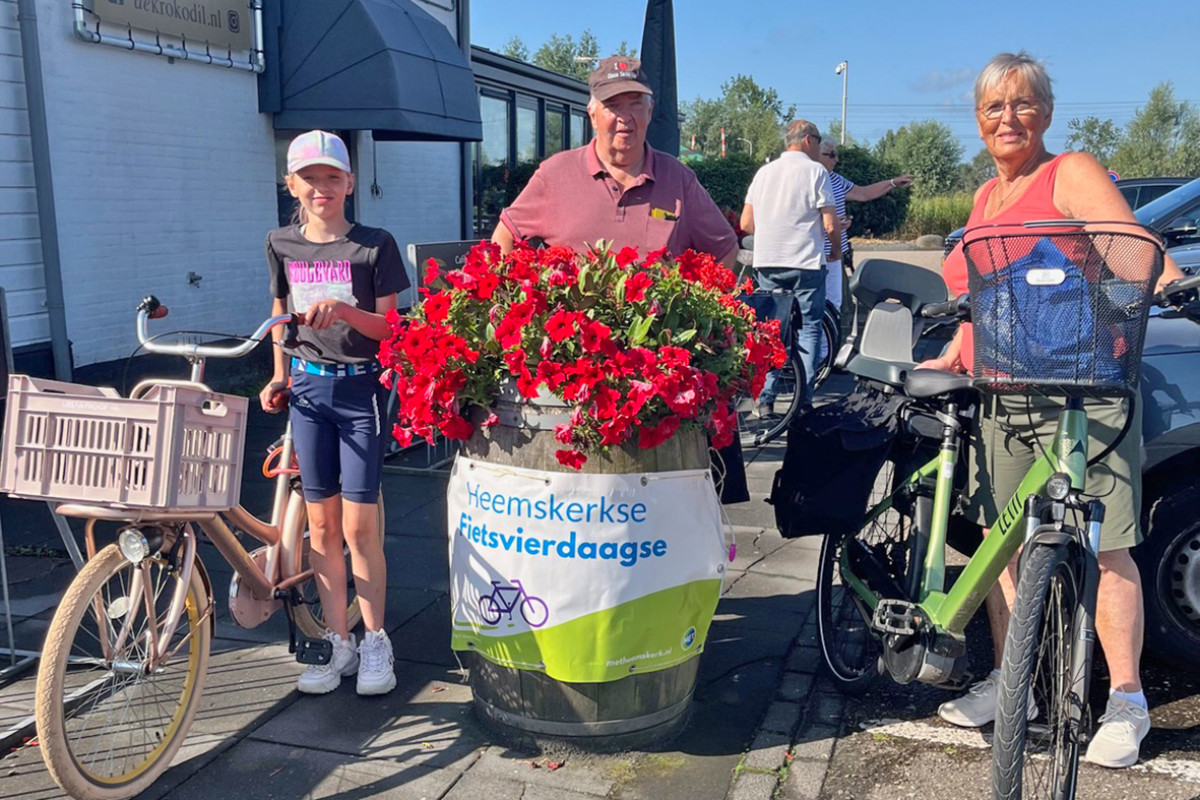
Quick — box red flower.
[556,449,588,470]
[625,271,654,302]
[638,415,681,449]
[423,258,441,285]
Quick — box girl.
[259,130,408,695]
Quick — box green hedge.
[898,193,973,238]
[689,153,759,213]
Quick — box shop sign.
[448,457,727,682]
[94,0,252,52]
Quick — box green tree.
[874,120,963,198]
[955,148,997,192]
[1064,116,1121,165]
[837,146,910,237]
[681,74,794,162]
[1110,83,1200,177]
[501,36,529,62]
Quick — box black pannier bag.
[769,388,909,538]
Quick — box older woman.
[922,52,1182,769]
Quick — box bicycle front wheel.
[815,304,840,389]
[36,544,212,800]
[993,543,1088,800]
[816,457,915,694]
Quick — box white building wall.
[0,0,48,350]
[35,1,276,367]
[16,1,467,368]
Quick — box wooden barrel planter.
[455,386,715,749]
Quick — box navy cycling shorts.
[289,368,387,504]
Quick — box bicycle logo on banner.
[477,579,550,628]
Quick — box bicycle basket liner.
[963,226,1162,395]
[769,388,907,538]
[0,375,248,510]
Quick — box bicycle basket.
[962,222,1163,396]
[0,375,248,510]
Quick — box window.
[479,94,510,166]
[545,107,567,157]
[516,103,538,163]
[570,112,587,148]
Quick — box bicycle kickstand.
[276,588,332,666]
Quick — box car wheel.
[1135,477,1200,671]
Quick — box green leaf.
[674,329,698,344]
[628,315,654,346]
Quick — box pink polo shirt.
[499,141,737,259]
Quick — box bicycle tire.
[520,595,550,627]
[816,457,915,694]
[293,494,386,639]
[993,542,1087,800]
[736,352,806,449]
[815,303,840,389]
[36,544,211,800]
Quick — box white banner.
[448,456,727,682]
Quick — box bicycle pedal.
[294,638,333,666]
[872,599,922,636]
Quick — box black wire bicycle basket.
[963,221,1164,397]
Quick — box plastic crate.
[0,375,248,511]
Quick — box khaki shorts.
[965,393,1143,552]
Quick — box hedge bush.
[898,193,973,238]
[690,153,759,214]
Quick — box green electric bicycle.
[815,220,1199,800]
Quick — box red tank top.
[942,153,1071,373]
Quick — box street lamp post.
[835,61,848,145]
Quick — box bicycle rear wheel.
[292,494,386,638]
[993,543,1088,800]
[816,458,915,693]
[815,303,840,389]
[36,544,211,800]
[736,352,806,448]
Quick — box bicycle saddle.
[904,369,974,399]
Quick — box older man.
[740,120,839,412]
[492,56,746,503]
[492,57,738,267]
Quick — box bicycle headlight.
[1046,472,1072,502]
[118,529,150,564]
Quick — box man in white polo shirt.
[740,119,840,412]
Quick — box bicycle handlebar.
[135,295,296,360]
[1154,274,1200,308]
[920,293,970,320]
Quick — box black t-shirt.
[266,224,409,364]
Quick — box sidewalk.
[0,401,839,800]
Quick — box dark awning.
[261,0,481,142]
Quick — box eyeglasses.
[978,99,1040,120]
[808,132,822,144]
[822,151,838,159]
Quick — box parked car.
[1136,238,1200,668]
[942,176,1198,256]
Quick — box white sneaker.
[938,672,1038,728]
[296,630,358,695]
[356,629,397,696]
[1085,694,1150,768]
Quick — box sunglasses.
[808,132,822,144]
[822,151,839,159]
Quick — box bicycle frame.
[843,397,1092,639]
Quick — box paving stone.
[163,738,461,799]
[812,692,846,725]
[743,730,791,771]
[790,724,837,763]
[760,699,803,736]
[441,770,525,800]
[779,757,826,800]
[786,645,821,675]
[468,748,615,797]
[726,769,778,800]
[777,671,814,703]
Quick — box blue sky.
[470,0,1200,159]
